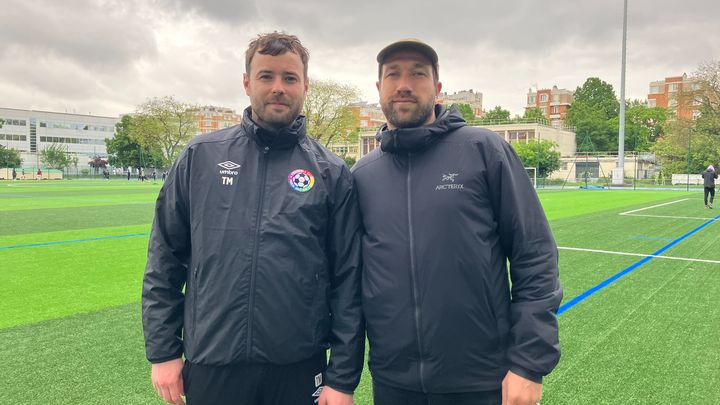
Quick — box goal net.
[525,167,537,188]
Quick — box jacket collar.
[241,106,307,150]
[376,104,467,153]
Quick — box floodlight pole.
[613,0,628,186]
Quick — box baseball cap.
[376,38,439,66]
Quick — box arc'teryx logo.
[217,161,241,186]
[436,173,464,191]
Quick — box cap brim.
[377,39,438,65]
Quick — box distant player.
[701,165,717,209]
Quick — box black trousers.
[704,187,715,205]
[373,379,502,405]
[182,352,326,405]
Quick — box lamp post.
[613,0,629,186]
[686,127,692,191]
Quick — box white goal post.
[525,167,537,188]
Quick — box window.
[669,99,678,107]
[540,94,548,102]
[649,85,661,94]
[528,95,536,105]
[648,99,656,107]
[668,83,679,92]
[552,94,559,102]
[540,107,547,114]
[693,110,701,120]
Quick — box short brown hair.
[245,32,310,79]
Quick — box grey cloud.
[155,0,258,24]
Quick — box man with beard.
[352,39,562,405]
[142,32,364,405]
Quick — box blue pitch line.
[0,233,149,250]
[557,213,720,316]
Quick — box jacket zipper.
[192,266,198,337]
[407,153,427,392]
[247,146,270,360]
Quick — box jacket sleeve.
[323,165,365,393]
[486,139,562,383]
[141,151,191,363]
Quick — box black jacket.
[142,108,364,393]
[352,105,562,393]
[701,168,717,188]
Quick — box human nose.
[395,72,412,92]
[270,77,285,94]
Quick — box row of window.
[39,136,107,145]
[1,118,27,126]
[0,134,27,141]
[39,121,115,132]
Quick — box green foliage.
[523,107,547,122]
[107,115,164,169]
[653,60,720,175]
[511,139,561,178]
[304,79,362,147]
[0,144,22,167]
[129,96,199,167]
[482,106,511,121]
[609,103,668,152]
[566,78,620,151]
[452,103,476,122]
[40,143,72,170]
[342,155,356,168]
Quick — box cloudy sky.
[2,0,719,118]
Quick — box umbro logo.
[218,161,241,171]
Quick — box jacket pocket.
[312,271,331,348]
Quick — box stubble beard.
[382,95,435,129]
[252,96,303,130]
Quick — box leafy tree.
[130,96,199,166]
[511,140,561,178]
[482,106,511,122]
[303,79,361,147]
[451,103,476,122]
[653,60,720,174]
[342,155,356,168]
[566,78,620,151]
[608,102,667,152]
[0,144,22,167]
[523,107,547,122]
[107,115,164,169]
[88,156,108,174]
[40,143,72,170]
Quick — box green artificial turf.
[2,182,719,404]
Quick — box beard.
[251,95,304,130]
[381,93,436,129]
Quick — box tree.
[0,144,22,168]
[451,103,476,122]
[482,106,511,122]
[566,78,620,151]
[511,140,561,178]
[40,143,72,170]
[303,79,361,147]
[608,101,667,152]
[129,96,199,166]
[523,107,547,123]
[653,60,720,175]
[88,156,108,174]
[107,115,164,169]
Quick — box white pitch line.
[619,198,689,215]
[620,213,719,221]
[558,246,720,264]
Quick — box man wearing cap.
[352,39,562,405]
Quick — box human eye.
[284,75,299,83]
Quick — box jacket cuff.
[148,353,183,364]
[325,384,354,395]
[509,365,543,384]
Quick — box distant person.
[139,167,145,182]
[142,32,363,405]
[702,165,717,209]
[152,170,157,181]
[12,168,17,181]
[36,169,42,180]
[127,167,131,181]
[161,171,167,182]
[352,39,562,405]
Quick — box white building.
[0,107,119,169]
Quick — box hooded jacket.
[701,167,717,188]
[352,105,562,393]
[142,108,364,393]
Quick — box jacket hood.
[241,106,307,149]
[376,104,467,153]
[706,165,715,172]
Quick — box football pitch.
[1,180,718,404]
